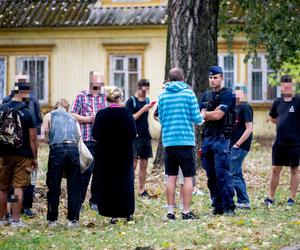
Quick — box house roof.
[0,0,168,28]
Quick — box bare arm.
[133,104,153,120]
[71,112,94,124]
[29,128,38,170]
[39,113,51,143]
[233,122,253,148]
[269,116,277,124]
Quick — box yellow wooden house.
[0,0,276,136]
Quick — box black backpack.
[0,104,25,148]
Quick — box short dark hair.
[281,74,292,83]
[168,68,184,81]
[138,79,150,88]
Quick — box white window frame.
[248,54,278,102]
[0,56,7,101]
[15,55,49,104]
[218,53,238,88]
[109,55,142,100]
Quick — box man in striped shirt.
[158,68,203,220]
[71,71,107,211]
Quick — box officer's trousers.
[201,135,235,211]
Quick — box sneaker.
[236,203,251,210]
[139,190,150,199]
[212,208,224,215]
[110,218,119,224]
[264,197,275,206]
[192,190,205,196]
[5,213,12,223]
[67,220,79,228]
[182,211,198,220]
[48,221,58,228]
[223,210,235,216]
[10,220,27,228]
[90,203,98,211]
[166,213,176,220]
[287,198,296,206]
[23,208,36,218]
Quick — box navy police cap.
[209,66,223,76]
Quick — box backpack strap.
[131,96,136,110]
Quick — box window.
[0,56,6,101]
[109,55,141,100]
[16,56,48,103]
[218,54,237,88]
[248,54,277,102]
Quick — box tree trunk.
[153,0,219,168]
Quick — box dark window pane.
[252,72,262,100]
[0,58,6,99]
[37,60,45,100]
[114,73,125,90]
[224,72,234,88]
[224,56,234,70]
[128,73,138,97]
[115,59,123,71]
[252,57,261,69]
[128,58,138,71]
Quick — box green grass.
[0,141,299,250]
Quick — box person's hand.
[233,144,240,148]
[86,115,95,123]
[32,159,38,171]
[142,104,153,112]
[214,105,222,110]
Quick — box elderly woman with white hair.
[92,87,136,224]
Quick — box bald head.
[169,68,184,82]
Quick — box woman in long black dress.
[92,87,136,224]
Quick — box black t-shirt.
[269,97,300,145]
[0,101,35,158]
[125,97,151,140]
[230,102,253,151]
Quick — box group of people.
[0,66,298,227]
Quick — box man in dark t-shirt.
[125,79,155,198]
[230,85,253,209]
[265,75,300,206]
[0,76,38,227]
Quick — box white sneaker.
[10,220,27,228]
[193,190,205,196]
[48,221,58,228]
[67,220,79,228]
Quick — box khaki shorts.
[0,156,31,191]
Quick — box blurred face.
[137,86,149,96]
[281,82,295,98]
[235,89,247,102]
[89,72,104,93]
[209,74,223,89]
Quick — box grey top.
[49,109,79,145]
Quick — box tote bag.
[76,122,93,173]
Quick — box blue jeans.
[201,136,235,211]
[230,147,250,204]
[46,143,81,221]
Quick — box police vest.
[202,87,236,138]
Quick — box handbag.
[76,122,94,173]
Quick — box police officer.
[199,66,236,216]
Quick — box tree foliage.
[220,0,300,72]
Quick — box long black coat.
[92,107,136,218]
